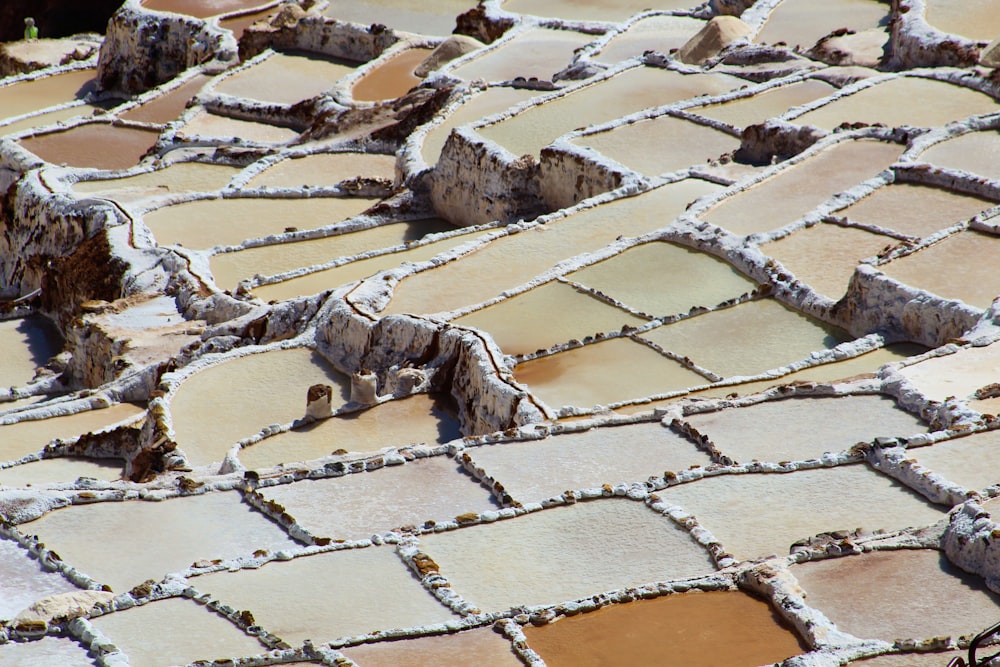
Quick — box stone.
[415,35,484,77]
[981,38,1000,68]
[677,16,752,66]
[13,590,115,625]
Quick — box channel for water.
[169,348,350,467]
[465,421,712,503]
[684,395,926,465]
[522,590,806,667]
[418,498,716,612]
[238,393,461,469]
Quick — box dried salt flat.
[658,465,945,561]
[0,69,99,123]
[791,549,1000,642]
[452,281,648,357]
[0,538,79,621]
[73,162,241,203]
[640,298,851,380]
[0,636,96,667]
[514,336,708,410]
[793,77,999,131]
[701,139,903,236]
[570,115,740,177]
[759,223,893,300]
[1,403,145,464]
[213,51,357,105]
[593,15,707,65]
[899,342,1000,408]
[257,456,497,540]
[383,179,723,317]
[464,421,712,503]
[246,152,397,188]
[691,79,836,130]
[683,395,926,464]
[522,590,806,667]
[239,393,461,468]
[879,230,1000,310]
[418,498,717,612]
[169,347,350,467]
[323,0,477,37]
[837,183,997,241]
[921,130,1000,182]
[18,491,299,593]
[177,110,300,143]
[923,0,1000,42]
[143,197,381,249]
[903,430,1000,494]
[477,66,741,158]
[342,626,522,667]
[90,596,267,667]
[754,0,889,49]
[191,546,457,645]
[19,124,161,171]
[449,27,595,83]
[209,218,453,291]
[0,457,123,488]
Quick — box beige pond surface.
[119,75,212,124]
[0,316,63,390]
[0,538,80,621]
[503,0,702,21]
[478,66,740,157]
[383,178,722,316]
[760,223,892,300]
[92,597,265,667]
[880,230,1000,310]
[702,139,902,235]
[209,218,452,290]
[239,394,461,468]
[850,650,968,666]
[246,152,396,187]
[143,196,379,249]
[838,183,995,239]
[0,457,123,488]
[342,626,521,667]
[19,124,160,171]
[755,0,889,49]
[567,241,756,318]
[73,162,240,203]
[465,421,712,502]
[660,465,944,561]
[905,430,1000,493]
[0,69,98,123]
[0,104,109,138]
[215,51,357,105]
[218,7,277,38]
[0,636,96,667]
[259,456,496,540]
[684,395,925,464]
[571,115,740,177]
[251,231,482,302]
[692,79,837,129]
[20,491,299,593]
[178,111,299,143]
[192,547,456,644]
[170,348,350,466]
[421,86,538,165]
[899,342,1000,407]
[323,0,477,36]
[352,48,431,102]
[419,499,716,612]
[594,15,706,65]
[640,298,851,380]
[450,27,595,83]
[921,130,1000,182]
[514,336,708,410]
[141,0,270,18]
[792,549,1000,641]
[0,403,145,463]
[923,0,1000,42]
[452,280,648,357]
[523,591,805,667]
[794,77,999,131]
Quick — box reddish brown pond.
[141,0,272,19]
[120,75,212,124]
[523,591,806,667]
[352,48,432,102]
[19,124,161,170]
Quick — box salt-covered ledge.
[97,0,239,95]
[884,0,986,70]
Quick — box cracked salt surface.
[2,0,1000,664]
